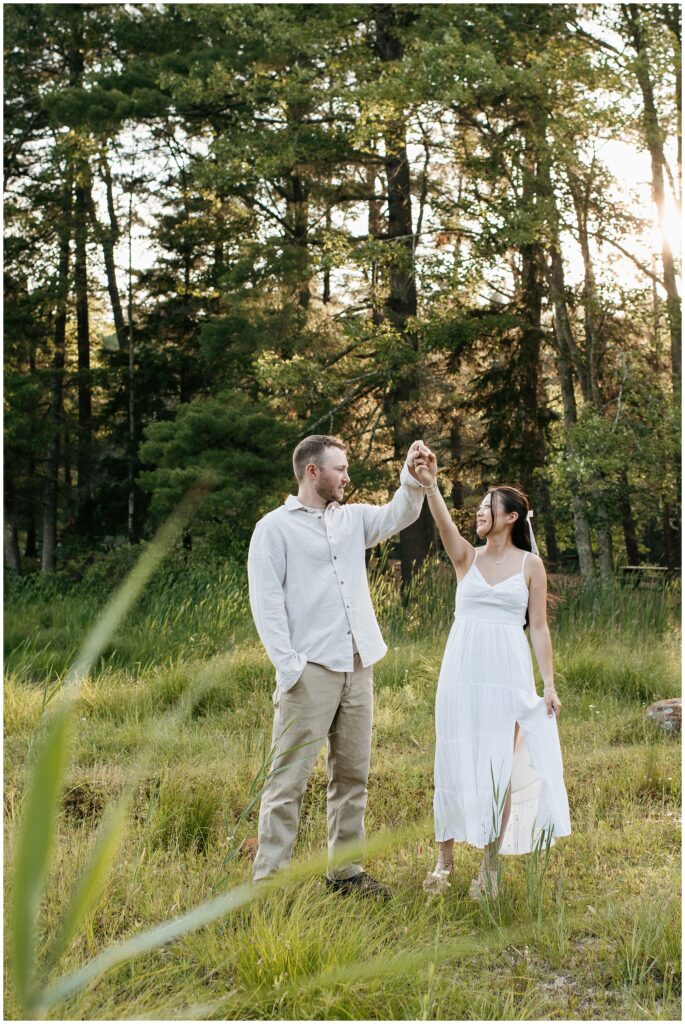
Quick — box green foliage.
[3,1,680,581]
[139,389,297,546]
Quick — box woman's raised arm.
[410,444,473,572]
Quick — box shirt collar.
[284,495,340,512]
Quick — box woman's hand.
[407,440,438,485]
[413,457,435,487]
[543,687,562,718]
[415,442,438,481]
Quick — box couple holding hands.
[247,435,571,900]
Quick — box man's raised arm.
[361,442,426,549]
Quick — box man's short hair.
[292,435,347,481]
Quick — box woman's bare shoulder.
[526,552,546,578]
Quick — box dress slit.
[499,719,551,854]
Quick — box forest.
[4,2,681,581]
[4,7,682,1021]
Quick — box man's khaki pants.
[253,656,373,882]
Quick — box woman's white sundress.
[433,547,571,854]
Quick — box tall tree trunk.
[516,231,560,568]
[126,185,139,541]
[662,4,682,207]
[567,164,614,576]
[449,416,464,511]
[24,449,38,557]
[367,159,384,326]
[594,498,614,577]
[63,418,73,496]
[283,98,312,312]
[537,478,560,571]
[623,4,682,572]
[74,178,92,535]
[622,3,682,400]
[662,501,674,570]
[42,209,70,573]
[374,3,433,584]
[323,188,332,305]
[566,165,604,406]
[66,10,93,537]
[4,513,21,573]
[179,251,194,402]
[618,467,640,564]
[539,140,595,576]
[544,256,595,575]
[89,153,127,345]
[545,245,594,574]
[290,169,310,309]
[552,326,595,577]
[517,241,545,496]
[24,517,37,559]
[4,477,21,573]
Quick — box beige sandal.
[422,860,453,897]
[469,863,498,900]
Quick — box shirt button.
[334,555,337,559]
[340,580,344,584]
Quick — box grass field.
[3,554,682,1020]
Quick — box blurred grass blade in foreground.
[11,483,210,1017]
[12,700,71,1012]
[45,791,133,972]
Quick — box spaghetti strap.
[521,550,529,572]
[472,547,479,567]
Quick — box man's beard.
[315,478,343,505]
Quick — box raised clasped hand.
[407,439,437,486]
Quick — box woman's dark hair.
[485,485,532,552]
[482,485,536,629]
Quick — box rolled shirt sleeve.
[247,520,307,691]
[361,460,425,549]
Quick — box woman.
[412,443,571,898]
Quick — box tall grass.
[551,574,681,641]
[6,549,679,685]
[5,556,251,682]
[4,543,681,1020]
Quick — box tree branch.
[596,233,668,288]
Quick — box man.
[247,434,428,897]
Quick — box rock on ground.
[645,698,681,733]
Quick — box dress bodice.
[455,549,529,627]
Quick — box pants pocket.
[273,664,310,707]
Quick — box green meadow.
[3,555,681,1020]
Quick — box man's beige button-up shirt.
[247,463,424,693]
